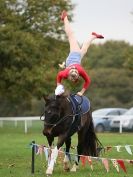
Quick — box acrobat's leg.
[62,11,80,52]
[80,34,96,58]
[80,32,104,58]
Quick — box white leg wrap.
[46,146,58,173]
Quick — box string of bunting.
[29,142,133,174]
[104,145,133,155]
[71,144,133,155]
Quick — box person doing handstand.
[55,11,104,96]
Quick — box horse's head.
[43,94,70,125]
[43,95,61,124]
[42,94,71,136]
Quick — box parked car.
[92,108,128,132]
[110,107,133,131]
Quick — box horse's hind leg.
[63,137,71,171]
[70,133,83,172]
[70,144,81,172]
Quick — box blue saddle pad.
[69,95,90,114]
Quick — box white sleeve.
[55,84,65,96]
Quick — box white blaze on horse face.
[46,146,58,175]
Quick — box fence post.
[31,140,35,174]
[24,120,28,133]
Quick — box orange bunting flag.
[117,160,127,173]
[102,158,109,172]
[111,159,119,172]
[80,156,87,167]
[87,156,93,170]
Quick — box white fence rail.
[0,116,132,133]
[0,116,40,133]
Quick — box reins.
[40,111,83,126]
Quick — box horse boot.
[46,146,58,175]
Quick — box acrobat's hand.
[77,92,83,96]
[55,84,65,96]
[58,62,65,69]
[77,88,86,96]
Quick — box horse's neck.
[62,97,73,114]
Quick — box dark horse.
[41,93,102,175]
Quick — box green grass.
[0,121,133,177]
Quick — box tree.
[0,0,73,116]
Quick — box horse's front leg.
[46,135,54,167]
[46,134,66,176]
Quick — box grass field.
[0,121,133,177]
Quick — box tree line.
[0,0,133,116]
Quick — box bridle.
[40,109,83,128]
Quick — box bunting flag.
[44,147,49,161]
[125,145,132,155]
[102,158,109,172]
[127,160,133,165]
[74,154,79,164]
[36,145,44,155]
[117,160,127,173]
[58,151,64,163]
[35,145,38,154]
[111,159,119,172]
[94,157,101,162]
[29,142,133,174]
[80,156,87,167]
[104,144,133,155]
[106,146,112,152]
[87,156,93,170]
[97,147,104,154]
[115,146,121,152]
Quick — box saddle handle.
[71,93,83,105]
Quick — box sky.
[71,0,133,45]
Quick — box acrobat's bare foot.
[61,10,67,21]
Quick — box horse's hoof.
[46,168,53,175]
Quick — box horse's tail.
[84,113,103,157]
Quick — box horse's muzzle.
[43,127,53,135]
